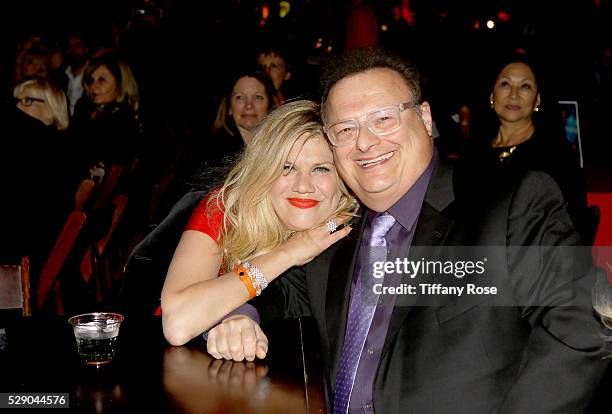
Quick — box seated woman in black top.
[457,55,591,243]
[72,50,142,174]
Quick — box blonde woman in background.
[2,79,78,274]
[14,78,69,130]
[161,100,358,348]
[81,50,139,116]
[72,50,141,170]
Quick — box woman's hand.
[279,216,352,267]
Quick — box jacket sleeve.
[499,171,608,413]
[251,265,312,328]
[116,191,206,317]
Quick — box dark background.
[1,0,610,166]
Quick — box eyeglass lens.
[17,97,44,106]
[329,106,402,145]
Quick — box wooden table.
[1,314,610,413]
[0,316,327,413]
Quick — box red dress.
[184,192,224,240]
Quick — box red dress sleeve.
[184,191,225,241]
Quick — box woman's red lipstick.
[287,198,319,209]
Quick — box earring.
[490,99,494,109]
[534,106,540,112]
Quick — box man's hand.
[206,315,268,361]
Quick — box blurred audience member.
[163,69,275,217]
[190,68,276,184]
[62,34,90,116]
[62,52,145,310]
[457,55,592,243]
[14,37,51,83]
[0,81,77,273]
[257,47,294,104]
[13,78,69,130]
[211,69,276,146]
[73,51,141,172]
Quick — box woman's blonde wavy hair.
[594,273,612,331]
[210,99,359,272]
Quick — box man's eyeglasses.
[324,101,417,147]
[16,96,45,107]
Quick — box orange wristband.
[234,265,256,299]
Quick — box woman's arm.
[161,219,351,346]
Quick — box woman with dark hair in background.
[211,68,277,145]
[457,54,592,243]
[257,46,295,105]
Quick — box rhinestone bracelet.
[243,261,268,296]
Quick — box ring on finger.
[326,218,338,234]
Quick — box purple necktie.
[333,213,396,414]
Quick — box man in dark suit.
[205,48,608,413]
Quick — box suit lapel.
[381,201,454,355]
[382,160,456,356]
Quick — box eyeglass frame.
[323,101,420,147]
[15,96,45,107]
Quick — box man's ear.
[284,71,291,81]
[536,93,541,109]
[420,101,433,137]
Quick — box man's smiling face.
[326,68,433,212]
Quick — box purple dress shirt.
[346,153,436,413]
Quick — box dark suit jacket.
[253,161,608,414]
